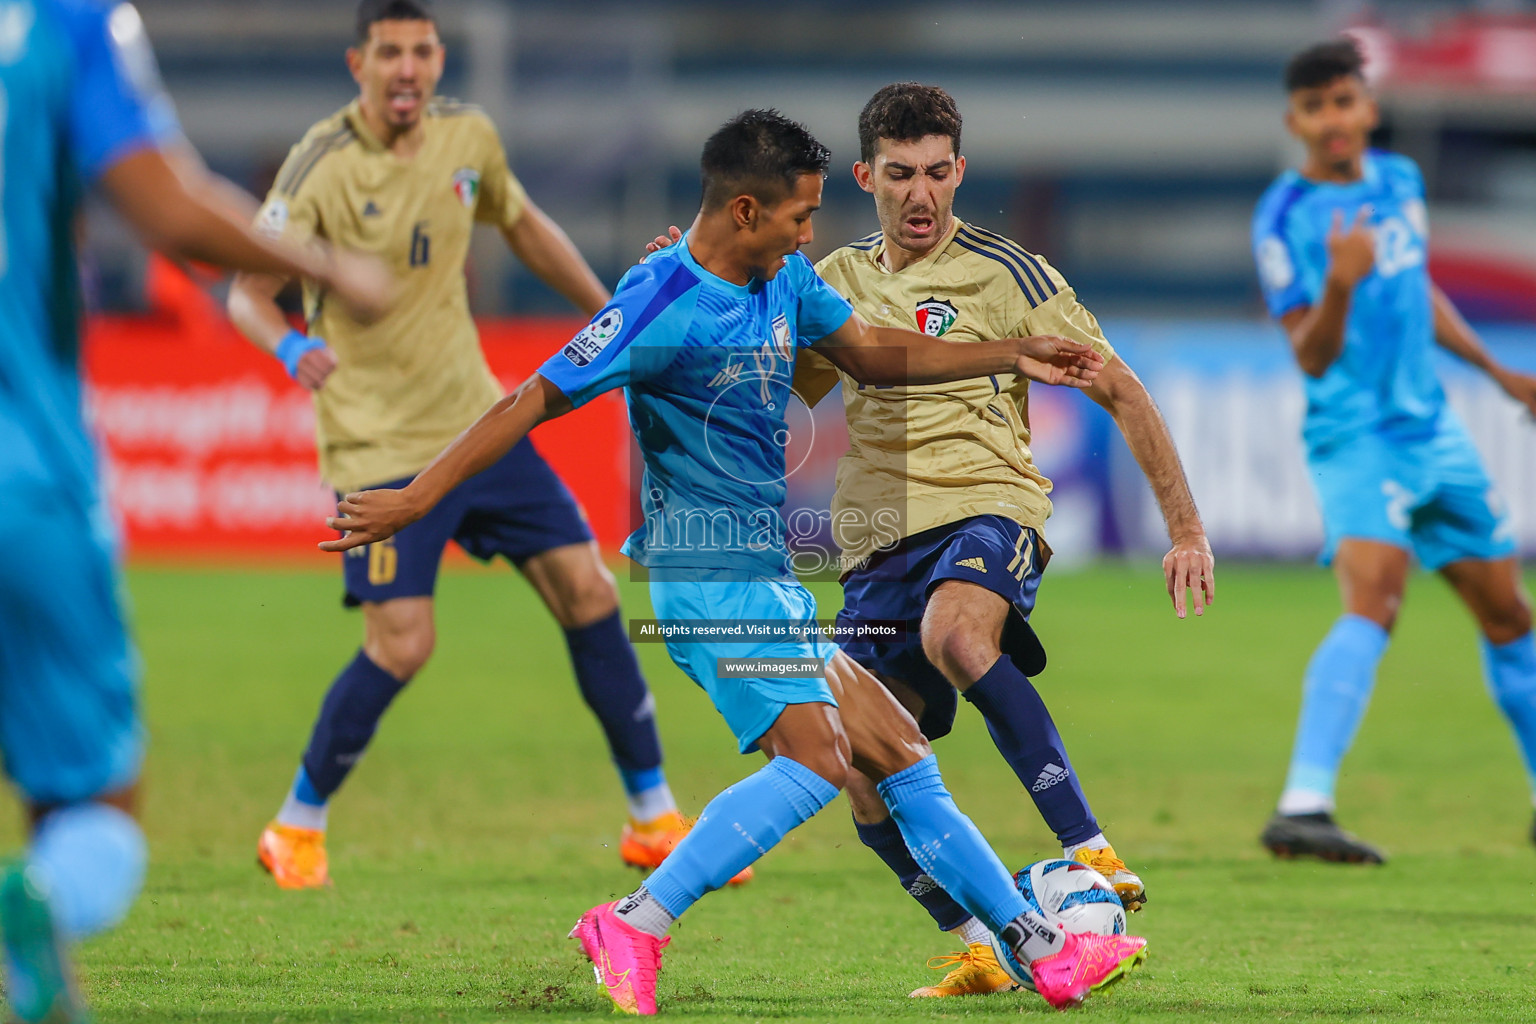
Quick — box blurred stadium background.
[87,0,1536,567]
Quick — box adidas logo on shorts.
[955,556,987,573]
[1031,763,1070,793]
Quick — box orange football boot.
[619,811,752,885]
[257,821,330,889]
[909,942,1019,997]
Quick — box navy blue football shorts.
[836,514,1047,741]
[340,437,594,607]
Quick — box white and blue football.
[987,858,1128,991]
[1020,858,1127,936]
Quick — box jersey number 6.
[409,221,431,268]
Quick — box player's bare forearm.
[320,375,573,552]
[1284,277,1353,377]
[1088,362,1203,541]
[813,315,1102,388]
[104,149,330,281]
[503,203,610,317]
[102,149,391,320]
[1086,358,1214,617]
[1433,284,1536,416]
[1431,285,1498,376]
[227,272,294,355]
[845,326,1023,385]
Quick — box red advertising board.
[83,316,633,561]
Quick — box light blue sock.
[29,804,146,941]
[1282,614,1389,805]
[642,757,836,917]
[1480,632,1536,800]
[876,755,1031,936]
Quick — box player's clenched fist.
[320,488,424,552]
[1012,335,1105,389]
[1325,207,1375,287]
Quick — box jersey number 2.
[409,221,431,267]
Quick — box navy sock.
[854,815,971,931]
[301,649,407,800]
[964,655,1100,846]
[564,611,664,787]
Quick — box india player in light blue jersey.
[325,109,1153,1013]
[1252,38,1536,863]
[0,3,388,1019]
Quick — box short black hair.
[356,0,435,44]
[699,109,832,211]
[1285,38,1365,92]
[857,83,962,165]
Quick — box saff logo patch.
[916,298,958,337]
[562,308,624,366]
[257,198,289,239]
[452,167,481,208]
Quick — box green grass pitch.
[27,563,1536,1021]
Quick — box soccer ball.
[1021,858,1127,935]
[986,858,1128,991]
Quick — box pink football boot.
[569,902,670,1015]
[1030,930,1148,1010]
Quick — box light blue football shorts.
[649,570,838,754]
[1308,417,1515,570]
[0,482,143,804]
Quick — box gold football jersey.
[798,217,1117,568]
[255,98,528,492]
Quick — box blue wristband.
[275,330,325,379]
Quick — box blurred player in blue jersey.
[0,2,388,1019]
[323,109,1150,1013]
[1253,38,1536,862]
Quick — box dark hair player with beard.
[791,82,1213,997]
[1253,39,1536,863]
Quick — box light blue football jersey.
[0,0,165,504]
[1252,150,1442,454]
[539,235,853,578]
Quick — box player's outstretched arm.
[1084,359,1215,618]
[1431,285,1536,417]
[811,312,1104,388]
[319,374,573,552]
[502,200,611,317]
[99,148,390,321]
[1284,209,1374,377]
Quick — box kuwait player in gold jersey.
[227,0,718,890]
[800,85,1214,996]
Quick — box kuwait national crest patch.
[452,168,481,208]
[916,297,958,337]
